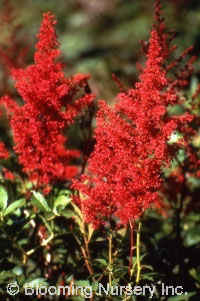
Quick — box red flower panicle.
[0,142,9,159]
[2,12,94,187]
[73,29,192,228]
[154,0,195,90]
[147,0,198,217]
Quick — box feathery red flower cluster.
[0,142,9,159]
[73,29,192,228]
[154,0,195,90]
[2,12,94,186]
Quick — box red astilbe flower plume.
[73,29,192,228]
[144,0,198,218]
[140,0,195,92]
[2,12,94,187]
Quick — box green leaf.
[140,272,157,281]
[142,264,154,271]
[113,266,128,274]
[53,195,71,214]
[58,189,71,197]
[44,211,55,221]
[111,278,120,287]
[185,224,200,246]
[12,266,23,276]
[94,259,107,266]
[40,215,53,234]
[168,292,196,301]
[31,191,50,212]
[75,280,90,287]
[189,268,200,282]
[61,209,73,218]
[3,198,25,216]
[17,275,25,285]
[0,186,8,211]
[92,281,99,292]
[0,271,15,280]
[25,181,33,190]
[24,278,49,288]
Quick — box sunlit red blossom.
[2,12,94,187]
[0,142,9,159]
[38,225,48,242]
[154,0,195,91]
[2,168,15,180]
[73,29,192,228]
[53,134,81,181]
[43,186,52,196]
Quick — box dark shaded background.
[1,0,200,102]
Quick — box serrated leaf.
[31,191,50,212]
[0,186,8,211]
[3,198,25,216]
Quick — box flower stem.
[129,219,135,276]
[108,231,113,290]
[136,221,142,284]
[83,222,94,276]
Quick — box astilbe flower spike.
[145,0,198,217]
[2,12,95,187]
[154,0,195,90]
[73,29,192,228]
